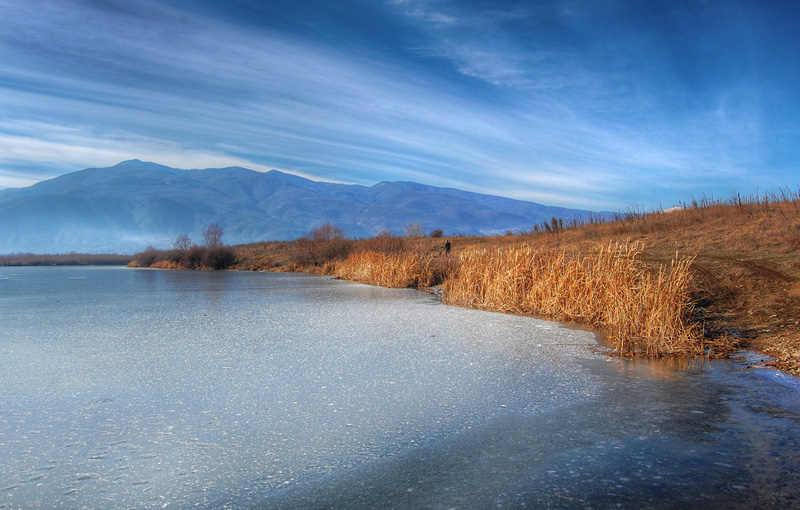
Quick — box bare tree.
[309,222,346,241]
[292,223,352,266]
[174,233,192,254]
[203,223,224,248]
[405,222,425,238]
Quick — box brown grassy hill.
[233,194,800,374]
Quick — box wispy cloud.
[0,0,797,209]
[0,128,275,177]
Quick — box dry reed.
[149,260,182,270]
[335,250,455,289]
[443,242,700,356]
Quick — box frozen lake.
[1,266,799,509]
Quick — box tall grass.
[523,186,800,241]
[334,242,699,356]
[443,242,700,356]
[335,250,457,289]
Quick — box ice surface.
[1,267,799,509]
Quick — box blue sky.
[1,0,798,210]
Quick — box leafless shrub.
[184,245,205,269]
[361,230,407,254]
[203,245,237,270]
[292,223,353,266]
[131,246,162,268]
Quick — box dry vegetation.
[443,242,698,356]
[336,250,457,289]
[0,253,133,266]
[233,191,800,373]
[128,223,237,270]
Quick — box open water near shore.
[1,266,799,509]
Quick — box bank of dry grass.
[331,242,698,356]
[443,242,698,356]
[335,250,457,289]
[234,191,800,373]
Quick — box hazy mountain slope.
[0,160,609,253]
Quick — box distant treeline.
[0,253,133,266]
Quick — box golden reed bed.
[334,250,449,290]
[336,242,700,356]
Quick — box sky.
[1,0,798,211]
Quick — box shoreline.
[321,268,789,373]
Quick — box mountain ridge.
[0,160,610,253]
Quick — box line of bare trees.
[132,221,449,270]
[0,253,133,266]
[131,223,236,270]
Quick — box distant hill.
[0,160,610,254]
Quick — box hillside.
[0,160,608,254]
[233,195,800,374]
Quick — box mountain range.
[0,160,609,254]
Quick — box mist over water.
[1,267,798,509]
